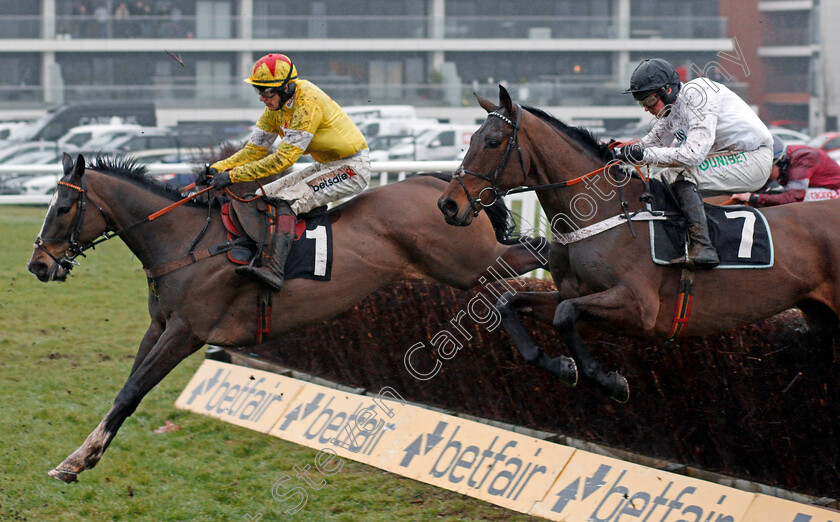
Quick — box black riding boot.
[236,199,296,292]
[670,180,720,268]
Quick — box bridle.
[452,105,526,217]
[34,177,115,272]
[451,104,648,221]
[34,173,213,275]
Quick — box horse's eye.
[57,206,71,215]
[486,138,502,149]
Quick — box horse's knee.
[497,291,517,316]
[553,301,577,330]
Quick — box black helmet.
[624,58,681,105]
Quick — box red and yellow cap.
[244,54,298,87]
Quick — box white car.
[20,173,62,196]
[57,122,144,149]
[769,127,810,146]
[0,141,62,164]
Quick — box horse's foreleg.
[48,317,202,483]
[498,237,550,274]
[498,291,578,386]
[128,319,165,376]
[553,287,643,403]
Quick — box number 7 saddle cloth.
[647,178,774,269]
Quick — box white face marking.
[38,191,60,237]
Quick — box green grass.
[0,205,540,521]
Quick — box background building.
[0,0,835,133]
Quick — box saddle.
[647,179,774,269]
[221,199,272,265]
[220,198,333,280]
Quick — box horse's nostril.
[439,198,459,218]
[28,261,47,276]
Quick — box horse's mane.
[87,154,200,204]
[521,105,613,163]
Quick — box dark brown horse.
[27,153,547,483]
[438,85,840,402]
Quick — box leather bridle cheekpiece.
[34,177,113,272]
[453,104,527,217]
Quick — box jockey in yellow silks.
[209,53,370,292]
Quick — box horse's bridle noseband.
[453,104,526,216]
[34,177,115,273]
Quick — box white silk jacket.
[640,78,773,168]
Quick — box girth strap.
[667,268,695,340]
[256,290,272,345]
[143,237,250,279]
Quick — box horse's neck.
[88,172,207,264]
[532,149,646,234]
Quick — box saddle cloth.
[221,202,333,281]
[647,179,774,269]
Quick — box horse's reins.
[35,176,213,272]
[455,108,698,339]
[455,104,647,208]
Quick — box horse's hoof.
[607,372,630,403]
[548,355,578,387]
[48,467,79,483]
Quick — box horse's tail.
[415,171,517,244]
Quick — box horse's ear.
[499,85,513,114]
[73,154,85,178]
[475,92,498,114]
[61,153,74,175]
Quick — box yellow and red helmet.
[244,54,298,88]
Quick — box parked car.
[384,124,478,161]
[769,127,810,146]
[0,141,62,164]
[808,132,840,153]
[0,121,29,141]
[57,122,144,149]
[357,118,439,139]
[9,101,156,143]
[83,127,180,153]
[0,174,33,194]
[367,135,417,161]
[19,173,62,196]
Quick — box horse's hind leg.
[497,291,578,386]
[553,288,642,403]
[797,299,840,362]
[48,316,202,483]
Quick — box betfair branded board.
[176,360,837,521]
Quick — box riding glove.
[210,170,233,189]
[617,143,645,164]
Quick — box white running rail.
[0,160,548,277]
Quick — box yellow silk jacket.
[212,79,367,182]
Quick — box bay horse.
[438,85,840,403]
[27,153,547,483]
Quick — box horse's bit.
[453,104,526,216]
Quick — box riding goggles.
[636,92,659,108]
[254,86,281,98]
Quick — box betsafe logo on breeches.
[309,167,356,193]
